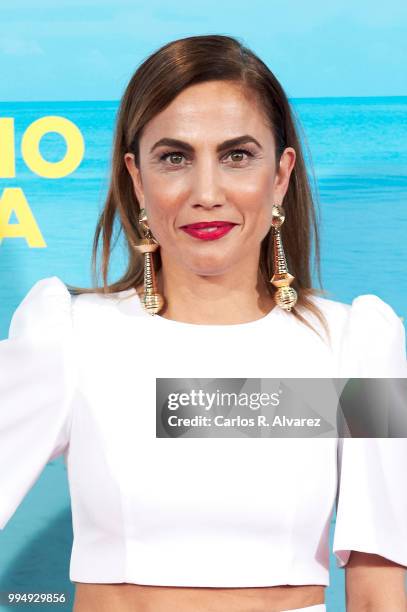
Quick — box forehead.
[140,81,273,144]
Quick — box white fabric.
[0,276,406,587]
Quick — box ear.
[273,147,296,204]
[124,153,145,206]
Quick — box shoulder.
[7,275,145,347]
[295,293,350,349]
[347,293,404,329]
[8,275,73,341]
[306,293,350,323]
[346,294,406,376]
[307,292,404,337]
[312,293,406,377]
[339,293,405,350]
[68,285,145,338]
[70,284,143,314]
[302,293,406,376]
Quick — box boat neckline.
[131,291,285,329]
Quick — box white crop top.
[1,276,407,587]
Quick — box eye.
[159,151,185,165]
[225,148,254,163]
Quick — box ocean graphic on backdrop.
[0,96,406,612]
[1,96,406,332]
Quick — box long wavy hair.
[67,34,331,344]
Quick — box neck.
[153,263,275,326]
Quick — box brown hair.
[66,34,331,344]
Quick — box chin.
[186,263,234,277]
[174,248,240,276]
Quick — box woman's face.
[124,80,296,278]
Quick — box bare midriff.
[73,583,325,612]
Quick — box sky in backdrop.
[0,0,406,101]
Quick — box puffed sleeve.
[0,276,77,530]
[333,294,407,568]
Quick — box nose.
[189,153,226,210]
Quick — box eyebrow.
[149,134,262,155]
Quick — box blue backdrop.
[1,3,406,611]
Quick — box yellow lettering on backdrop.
[0,187,46,247]
[0,118,16,178]
[21,116,85,178]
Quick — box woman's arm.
[0,277,76,530]
[345,551,407,611]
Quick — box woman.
[1,35,406,612]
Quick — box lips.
[180,222,237,241]
[181,221,236,229]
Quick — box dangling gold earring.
[270,203,298,312]
[132,208,164,316]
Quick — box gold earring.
[270,203,298,312]
[132,208,164,316]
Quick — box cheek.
[142,172,186,213]
[227,166,274,200]
[229,171,274,224]
[141,183,179,243]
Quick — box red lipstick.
[180,221,237,241]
